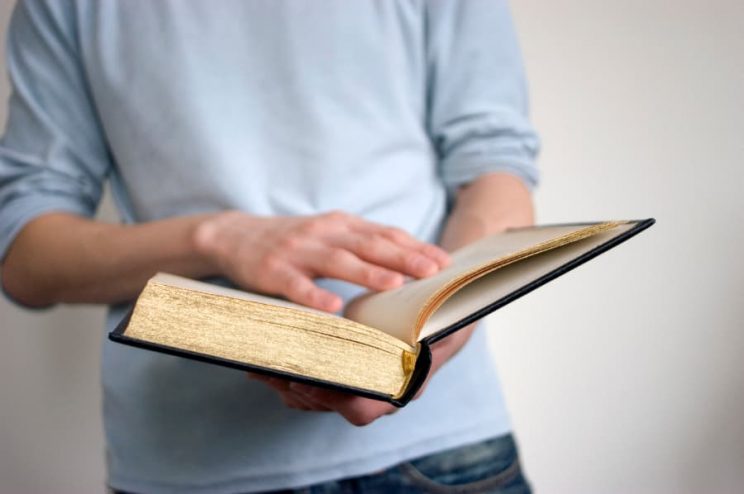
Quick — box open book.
[110,219,654,406]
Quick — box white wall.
[0,1,742,493]
[494,1,744,493]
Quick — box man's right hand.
[1,210,448,309]
[193,210,450,312]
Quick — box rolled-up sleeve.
[0,0,111,260]
[426,0,540,192]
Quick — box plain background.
[1,1,742,493]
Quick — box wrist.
[191,211,230,274]
[429,323,476,373]
[191,210,261,275]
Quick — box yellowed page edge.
[148,273,414,352]
[413,221,625,333]
[417,222,636,340]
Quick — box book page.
[149,273,414,354]
[124,279,415,397]
[417,222,636,341]
[153,221,625,346]
[344,222,624,344]
[152,273,331,316]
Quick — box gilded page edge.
[412,220,630,340]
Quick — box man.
[0,1,539,492]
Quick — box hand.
[249,173,530,424]
[251,323,476,426]
[194,210,450,311]
[249,375,399,426]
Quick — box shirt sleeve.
[425,0,540,193]
[0,0,111,260]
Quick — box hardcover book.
[110,219,654,406]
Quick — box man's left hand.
[251,324,474,426]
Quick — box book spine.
[390,342,432,407]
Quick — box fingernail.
[427,246,451,266]
[436,250,452,266]
[414,257,438,276]
[376,272,404,287]
[319,294,342,312]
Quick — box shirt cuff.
[0,193,93,261]
[440,155,540,194]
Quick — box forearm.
[439,172,534,252]
[432,172,535,368]
[1,213,217,307]
[1,209,450,310]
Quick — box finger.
[381,228,451,268]
[336,398,396,427]
[253,375,332,411]
[348,223,451,269]
[419,242,451,268]
[251,375,336,412]
[310,212,450,269]
[266,262,343,312]
[289,382,349,411]
[278,391,314,411]
[290,383,394,426]
[246,372,267,382]
[282,389,334,412]
[306,246,406,291]
[335,233,443,279]
[248,374,292,392]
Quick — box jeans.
[270,434,531,494]
[115,434,531,494]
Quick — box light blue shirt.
[0,1,539,492]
